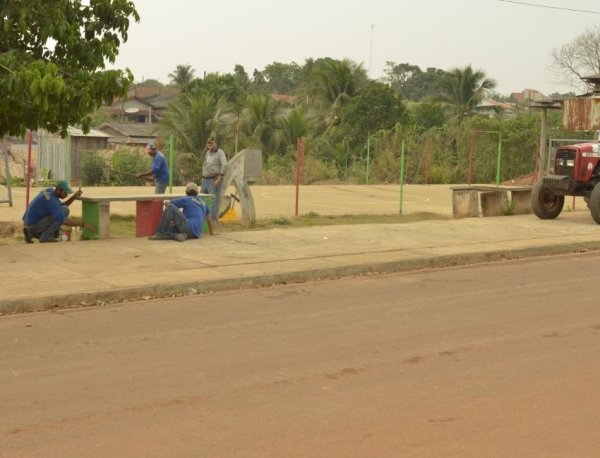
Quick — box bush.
[82,151,107,185]
[110,148,151,185]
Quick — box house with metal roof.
[96,122,165,147]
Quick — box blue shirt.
[151,151,170,184]
[23,187,66,226]
[170,196,209,238]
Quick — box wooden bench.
[76,194,212,240]
[450,185,533,218]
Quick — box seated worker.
[149,182,215,242]
[23,180,95,243]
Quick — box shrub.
[110,148,151,185]
[82,151,107,185]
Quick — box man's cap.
[185,182,198,193]
[56,180,73,194]
[206,137,216,143]
[145,143,156,150]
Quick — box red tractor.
[532,141,600,223]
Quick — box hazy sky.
[110,0,600,96]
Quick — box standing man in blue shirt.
[22,180,95,243]
[149,182,215,242]
[201,137,228,224]
[136,143,170,194]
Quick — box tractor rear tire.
[531,180,564,219]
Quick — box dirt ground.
[0,221,20,238]
[501,172,537,186]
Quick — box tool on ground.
[219,192,240,221]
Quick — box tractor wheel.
[589,184,600,224]
[531,180,564,219]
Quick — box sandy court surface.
[0,183,591,223]
[0,184,457,222]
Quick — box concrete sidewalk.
[2,210,600,314]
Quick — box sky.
[109,0,600,96]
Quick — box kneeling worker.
[23,180,95,243]
[149,182,215,241]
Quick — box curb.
[2,241,600,315]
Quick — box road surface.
[2,252,600,457]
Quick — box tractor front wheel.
[531,180,564,219]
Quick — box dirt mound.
[502,173,537,186]
[0,221,21,238]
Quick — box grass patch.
[214,211,450,232]
[0,212,450,244]
[109,214,136,237]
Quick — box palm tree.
[240,95,284,155]
[159,93,233,177]
[278,107,318,151]
[435,65,497,118]
[309,58,368,126]
[168,64,196,87]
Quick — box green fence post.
[496,132,502,187]
[169,135,174,193]
[399,140,405,214]
[67,131,72,183]
[366,137,371,185]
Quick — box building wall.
[38,131,108,182]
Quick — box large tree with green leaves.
[182,73,246,108]
[435,65,496,119]
[341,82,408,147]
[0,0,139,137]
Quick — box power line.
[498,0,600,14]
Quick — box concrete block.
[480,191,508,217]
[452,189,479,218]
[511,190,532,215]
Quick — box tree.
[160,93,233,156]
[550,25,600,92]
[383,62,421,93]
[168,64,196,87]
[341,82,408,147]
[234,64,250,90]
[138,79,164,88]
[409,101,447,131]
[261,61,302,94]
[0,0,139,138]
[402,67,447,101]
[240,95,284,155]
[182,73,246,108]
[435,65,496,119]
[278,108,319,152]
[310,58,368,126]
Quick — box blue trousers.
[201,177,222,223]
[155,182,168,194]
[154,204,194,240]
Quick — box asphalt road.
[2,252,600,457]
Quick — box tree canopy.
[435,65,496,119]
[0,0,139,137]
[168,64,196,87]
